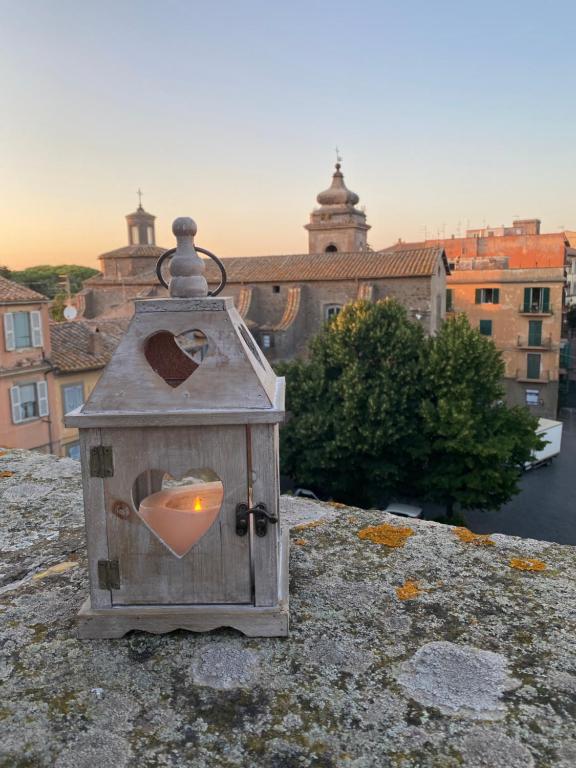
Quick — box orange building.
[383,220,568,417]
[0,276,56,452]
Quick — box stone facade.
[79,169,448,362]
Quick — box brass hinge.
[90,446,114,478]
[97,559,120,590]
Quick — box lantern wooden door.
[101,425,251,605]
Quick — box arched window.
[325,244,338,253]
[325,304,342,321]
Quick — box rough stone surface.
[396,641,519,719]
[1,448,575,768]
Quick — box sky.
[1,0,575,269]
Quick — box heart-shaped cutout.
[144,329,208,388]
[132,469,223,558]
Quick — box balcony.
[515,369,551,384]
[516,335,553,350]
[518,304,553,316]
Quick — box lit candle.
[138,481,223,558]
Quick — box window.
[526,353,541,380]
[325,304,342,321]
[325,244,338,253]
[446,289,453,312]
[479,320,492,336]
[261,333,272,349]
[65,442,81,460]
[147,226,154,245]
[272,285,280,294]
[475,288,500,304]
[3,311,43,350]
[9,381,49,424]
[528,320,542,347]
[130,225,139,244]
[523,287,550,313]
[525,389,540,406]
[62,383,84,415]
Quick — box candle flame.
[194,497,202,512]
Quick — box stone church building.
[79,165,448,361]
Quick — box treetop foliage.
[3,265,99,298]
[279,300,543,515]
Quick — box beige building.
[0,276,56,452]
[49,319,124,457]
[447,261,565,417]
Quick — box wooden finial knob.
[169,217,207,298]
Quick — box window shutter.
[3,313,15,351]
[523,287,531,312]
[542,287,550,313]
[37,381,49,417]
[30,311,43,347]
[9,386,21,424]
[475,289,481,304]
[493,288,500,304]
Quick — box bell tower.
[305,163,370,254]
[126,190,156,246]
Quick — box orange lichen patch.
[358,522,414,548]
[293,520,324,532]
[33,561,78,580]
[294,538,308,546]
[0,470,14,478]
[509,558,547,572]
[328,501,347,509]
[396,580,421,601]
[0,450,7,457]
[453,527,495,547]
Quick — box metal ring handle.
[155,246,227,297]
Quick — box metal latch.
[97,559,120,590]
[236,502,278,537]
[90,446,114,478]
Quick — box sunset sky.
[1,0,575,269]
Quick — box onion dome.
[316,163,360,207]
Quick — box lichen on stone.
[453,527,495,547]
[396,580,422,601]
[357,522,414,547]
[509,557,547,572]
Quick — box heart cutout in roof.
[144,329,208,388]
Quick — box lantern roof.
[66,296,284,427]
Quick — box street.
[458,410,576,545]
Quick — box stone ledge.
[0,448,575,767]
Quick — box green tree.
[278,300,427,507]
[0,266,11,279]
[9,265,99,298]
[50,293,67,322]
[420,314,543,517]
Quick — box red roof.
[0,275,47,304]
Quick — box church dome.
[316,163,360,207]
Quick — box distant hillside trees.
[279,301,543,517]
[3,265,99,298]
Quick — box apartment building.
[0,276,55,451]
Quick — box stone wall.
[0,448,575,767]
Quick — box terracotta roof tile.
[49,320,122,373]
[98,245,167,260]
[204,248,445,284]
[0,275,48,303]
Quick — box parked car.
[293,488,321,501]
[525,418,563,471]
[384,502,422,519]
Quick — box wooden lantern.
[66,217,288,638]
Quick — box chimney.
[88,328,103,356]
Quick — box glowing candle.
[138,481,223,558]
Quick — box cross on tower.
[335,146,342,165]
[137,188,143,209]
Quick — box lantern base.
[77,527,289,639]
